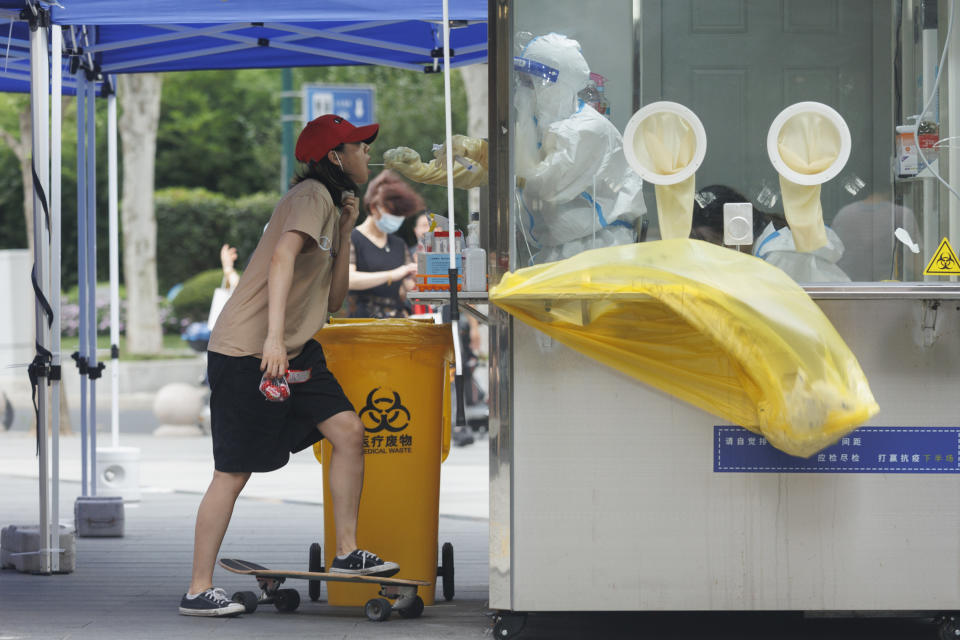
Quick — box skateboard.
[218,557,430,621]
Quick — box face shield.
[517,33,591,127]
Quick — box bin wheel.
[939,613,960,640]
[308,542,323,601]
[232,590,258,614]
[493,612,527,639]
[397,595,424,619]
[439,542,454,601]
[273,588,300,612]
[365,597,392,622]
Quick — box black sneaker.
[329,549,400,576]
[178,587,246,617]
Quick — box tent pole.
[107,80,119,450]
[50,22,63,573]
[85,72,98,496]
[441,0,467,431]
[441,0,462,372]
[76,73,88,498]
[29,8,51,574]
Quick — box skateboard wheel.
[398,595,424,619]
[274,588,301,612]
[308,543,323,601]
[232,590,258,614]
[364,597,392,622]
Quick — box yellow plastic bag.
[489,239,878,457]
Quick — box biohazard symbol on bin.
[358,387,410,433]
[924,237,960,276]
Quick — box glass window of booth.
[508,0,958,285]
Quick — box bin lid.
[316,318,455,349]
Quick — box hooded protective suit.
[753,222,850,283]
[515,33,645,263]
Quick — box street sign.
[303,84,376,126]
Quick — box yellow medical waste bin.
[312,318,453,606]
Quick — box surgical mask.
[375,212,405,234]
[334,151,344,171]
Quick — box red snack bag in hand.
[259,374,291,402]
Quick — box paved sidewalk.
[0,427,494,639]
[0,476,491,640]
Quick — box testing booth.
[481,1,960,637]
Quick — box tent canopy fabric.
[0,21,36,92]
[0,20,99,94]
[78,20,486,74]
[46,0,485,25]
[0,0,487,90]
[0,0,487,74]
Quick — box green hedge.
[170,268,226,323]
[155,187,277,292]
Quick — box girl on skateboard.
[180,115,399,617]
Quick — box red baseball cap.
[294,114,379,163]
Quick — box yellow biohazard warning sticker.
[924,237,960,276]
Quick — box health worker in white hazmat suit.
[514,33,646,263]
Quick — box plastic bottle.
[579,72,610,116]
[462,212,487,292]
[416,232,430,282]
[466,213,480,245]
[896,125,919,177]
[917,119,939,173]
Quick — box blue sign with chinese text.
[303,84,376,126]
[714,426,960,473]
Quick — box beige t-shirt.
[208,179,341,359]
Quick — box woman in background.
[348,170,424,318]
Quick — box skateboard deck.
[218,557,429,621]
[219,557,429,586]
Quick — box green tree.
[0,92,112,291]
[155,66,469,227]
[157,69,282,195]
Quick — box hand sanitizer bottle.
[462,212,487,292]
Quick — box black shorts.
[207,340,355,473]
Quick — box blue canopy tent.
[0,14,87,93]
[3,0,487,574]
[0,1,487,85]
